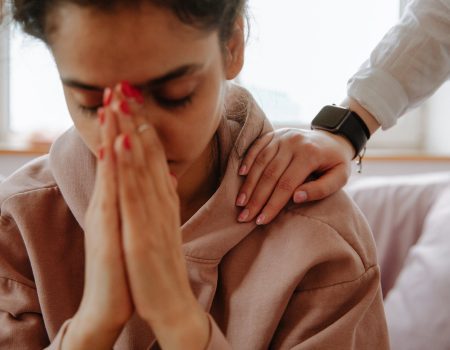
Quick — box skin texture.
[45,3,244,348]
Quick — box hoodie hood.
[49,84,273,262]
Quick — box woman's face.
[49,3,244,178]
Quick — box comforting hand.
[236,128,353,225]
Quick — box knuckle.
[277,177,295,193]
[261,167,278,182]
[287,131,305,145]
[254,150,271,167]
[302,141,319,156]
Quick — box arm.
[0,214,67,349]
[347,0,450,129]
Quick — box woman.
[0,0,388,348]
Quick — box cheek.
[170,82,225,159]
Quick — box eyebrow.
[61,63,203,92]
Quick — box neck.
[177,136,220,225]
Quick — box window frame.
[0,11,9,143]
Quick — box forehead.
[49,3,219,85]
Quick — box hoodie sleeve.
[271,266,388,349]
[0,215,70,349]
[347,0,450,129]
[203,267,388,350]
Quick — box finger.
[87,146,119,250]
[112,88,147,169]
[251,160,315,225]
[237,151,292,223]
[114,133,161,255]
[235,138,279,209]
[293,163,350,202]
[99,105,119,151]
[238,132,274,176]
[130,105,174,195]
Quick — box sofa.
[347,172,450,350]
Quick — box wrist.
[316,129,355,161]
[62,313,123,350]
[149,301,210,350]
[311,105,370,158]
[341,97,380,136]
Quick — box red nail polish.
[123,135,132,150]
[121,81,134,98]
[103,88,113,107]
[120,100,131,115]
[121,81,144,104]
[98,108,106,125]
[98,147,105,160]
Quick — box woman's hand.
[111,83,210,349]
[236,128,353,225]
[62,89,134,349]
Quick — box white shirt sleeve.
[347,0,450,130]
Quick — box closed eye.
[155,94,194,109]
[78,104,101,117]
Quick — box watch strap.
[338,110,370,157]
[311,105,370,158]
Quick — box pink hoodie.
[0,86,389,349]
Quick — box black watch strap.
[311,105,370,158]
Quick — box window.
[241,0,400,125]
[0,1,447,154]
[8,26,72,136]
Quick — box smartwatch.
[311,105,370,158]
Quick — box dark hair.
[11,0,247,43]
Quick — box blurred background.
[1,0,450,176]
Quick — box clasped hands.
[62,82,209,350]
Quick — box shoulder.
[242,190,378,290]
[287,190,376,268]
[285,190,376,267]
[0,156,58,219]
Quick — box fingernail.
[239,165,247,176]
[98,147,105,160]
[120,100,131,115]
[238,208,249,222]
[98,108,106,125]
[103,88,113,107]
[123,135,132,150]
[294,191,308,203]
[236,193,246,207]
[121,81,144,104]
[256,214,265,225]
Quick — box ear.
[224,17,245,80]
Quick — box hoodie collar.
[49,84,273,261]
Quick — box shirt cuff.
[347,66,410,130]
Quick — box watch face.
[313,105,350,129]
